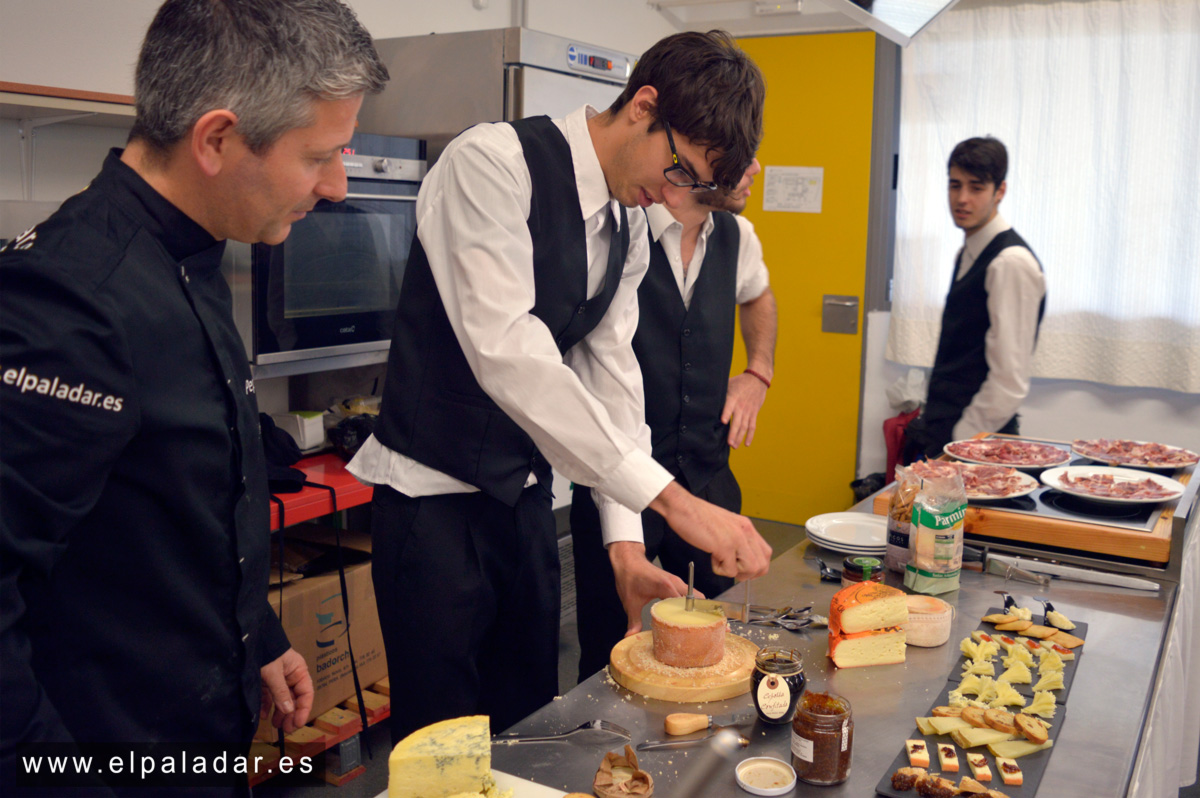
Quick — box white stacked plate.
[804,512,887,555]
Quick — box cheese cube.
[936,743,960,773]
[965,752,992,781]
[995,756,1024,786]
[906,739,930,768]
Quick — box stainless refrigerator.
[358,27,637,163]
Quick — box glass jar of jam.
[842,555,884,588]
[791,691,853,785]
[751,647,805,724]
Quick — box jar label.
[790,731,814,763]
[756,674,792,720]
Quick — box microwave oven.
[221,133,425,378]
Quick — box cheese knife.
[636,726,751,751]
[664,713,742,735]
[685,561,695,612]
[988,553,1160,591]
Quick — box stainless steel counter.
[492,539,1178,797]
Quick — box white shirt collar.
[644,202,715,243]
[566,105,623,229]
[964,212,1013,262]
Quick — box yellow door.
[730,32,876,525]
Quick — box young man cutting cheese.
[570,156,778,682]
[349,31,772,741]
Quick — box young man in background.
[904,136,1046,462]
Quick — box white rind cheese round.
[902,595,953,647]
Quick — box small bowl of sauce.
[735,756,797,796]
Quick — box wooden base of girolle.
[608,631,758,703]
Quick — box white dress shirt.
[950,213,1046,441]
[349,106,674,546]
[643,204,770,309]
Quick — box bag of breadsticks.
[884,465,920,573]
[903,461,966,595]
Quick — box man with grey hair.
[0,0,387,792]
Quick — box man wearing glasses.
[350,30,771,742]
[570,157,777,682]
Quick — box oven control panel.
[566,43,634,79]
[341,153,427,182]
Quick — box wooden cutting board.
[608,631,758,703]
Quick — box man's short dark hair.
[130,0,388,155]
[948,136,1008,186]
[609,30,764,191]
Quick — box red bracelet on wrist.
[744,368,772,388]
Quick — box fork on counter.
[492,718,631,744]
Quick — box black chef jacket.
[0,151,289,776]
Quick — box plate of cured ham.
[959,464,1040,501]
[1070,438,1199,470]
[911,460,1039,501]
[1040,466,1186,505]
[944,439,1071,470]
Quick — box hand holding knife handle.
[685,561,695,612]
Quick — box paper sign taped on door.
[763,166,824,213]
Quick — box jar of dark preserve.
[841,555,884,588]
[751,647,805,724]
[791,692,853,785]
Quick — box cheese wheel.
[902,595,954,647]
[829,581,908,634]
[650,598,727,667]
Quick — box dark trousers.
[902,412,1021,464]
[370,483,560,744]
[569,465,740,683]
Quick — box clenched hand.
[260,647,314,734]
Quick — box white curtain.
[887,0,1200,394]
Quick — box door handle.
[821,294,859,334]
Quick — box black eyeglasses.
[663,120,719,193]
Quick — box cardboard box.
[269,558,388,719]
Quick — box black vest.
[374,116,630,506]
[634,212,739,492]
[924,228,1045,433]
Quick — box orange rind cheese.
[828,626,906,668]
[829,582,909,634]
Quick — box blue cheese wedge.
[388,715,496,798]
